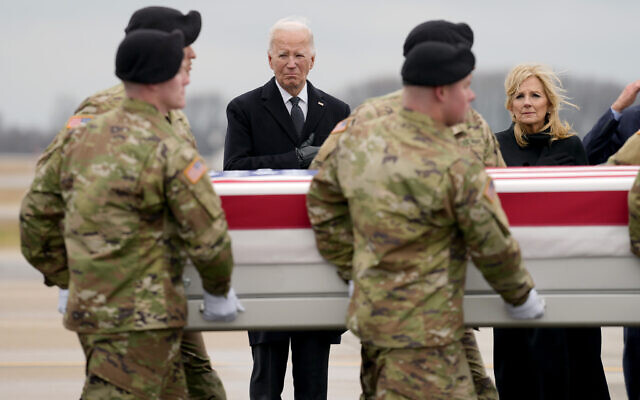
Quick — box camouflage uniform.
[311,89,505,170]
[310,89,504,399]
[630,170,640,256]
[307,108,534,399]
[30,83,227,400]
[20,97,233,399]
[611,134,640,256]
[607,130,640,165]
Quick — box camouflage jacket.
[307,108,533,348]
[20,98,233,334]
[607,131,640,165]
[310,89,505,170]
[44,84,197,155]
[629,171,640,256]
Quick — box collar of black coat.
[523,125,553,148]
[259,77,327,146]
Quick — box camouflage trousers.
[181,331,227,400]
[461,329,498,400]
[79,330,226,400]
[78,328,187,399]
[359,339,477,400]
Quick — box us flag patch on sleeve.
[483,178,497,203]
[66,115,94,129]
[330,118,352,135]
[183,157,207,184]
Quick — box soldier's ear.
[434,86,447,103]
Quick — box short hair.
[268,16,315,56]
[504,63,578,147]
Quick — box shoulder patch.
[330,118,353,135]
[183,157,207,184]
[635,129,640,135]
[483,178,497,204]
[66,115,94,129]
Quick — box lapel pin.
[318,101,325,107]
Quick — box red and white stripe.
[213,166,640,263]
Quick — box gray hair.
[268,16,315,56]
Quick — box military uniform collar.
[399,108,455,140]
[122,98,167,119]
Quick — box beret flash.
[125,7,201,46]
[116,29,185,84]
[401,41,475,87]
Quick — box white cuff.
[611,107,623,121]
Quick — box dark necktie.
[290,96,304,137]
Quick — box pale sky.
[1,0,638,131]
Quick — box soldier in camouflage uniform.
[20,29,239,399]
[312,93,503,171]
[312,20,504,171]
[629,171,640,257]
[307,42,544,400]
[310,21,503,400]
[606,130,640,165]
[37,7,229,400]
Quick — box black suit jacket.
[582,105,640,165]
[224,77,350,170]
[223,78,350,345]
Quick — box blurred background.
[2,0,639,166]
[0,0,636,398]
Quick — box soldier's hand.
[612,80,640,113]
[296,132,319,169]
[201,288,245,322]
[58,288,69,315]
[505,288,545,319]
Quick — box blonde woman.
[493,64,608,399]
[495,63,588,166]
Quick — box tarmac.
[0,249,628,399]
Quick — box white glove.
[348,280,354,298]
[201,288,245,322]
[505,288,545,319]
[58,288,69,315]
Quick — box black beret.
[401,42,475,87]
[125,7,201,46]
[403,20,473,56]
[116,29,185,84]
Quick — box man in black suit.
[582,79,640,400]
[223,16,350,399]
[583,80,640,165]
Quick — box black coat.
[582,105,640,165]
[493,126,609,400]
[223,78,350,346]
[495,125,588,167]
[223,77,350,170]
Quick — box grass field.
[0,188,26,205]
[0,154,37,175]
[0,154,36,249]
[0,220,19,248]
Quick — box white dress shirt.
[275,80,308,121]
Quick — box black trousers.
[494,327,610,400]
[249,332,331,400]
[624,327,640,400]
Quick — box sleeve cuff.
[611,107,623,121]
